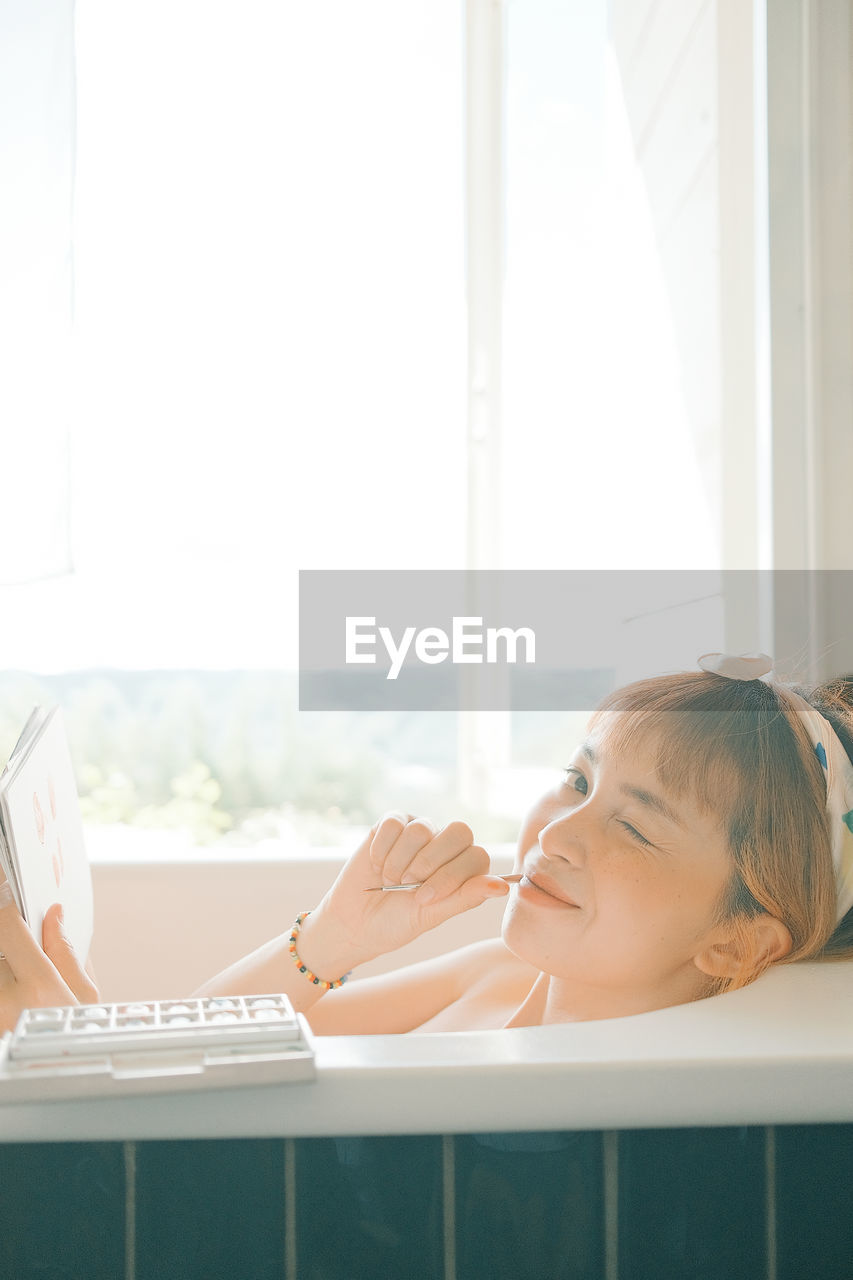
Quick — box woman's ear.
[693,915,793,980]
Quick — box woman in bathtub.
[2,654,852,1033]
[194,654,853,1031]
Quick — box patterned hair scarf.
[699,653,853,922]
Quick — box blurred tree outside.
[0,672,586,849]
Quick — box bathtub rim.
[1,959,853,1141]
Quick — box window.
[2,0,768,852]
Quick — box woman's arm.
[192,922,353,1015]
[305,939,507,1034]
[196,936,499,1034]
[193,815,510,1022]
[198,936,506,1035]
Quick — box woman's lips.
[518,868,580,908]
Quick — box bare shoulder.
[440,936,540,998]
[408,936,542,1033]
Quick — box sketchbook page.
[0,710,47,913]
[0,707,93,959]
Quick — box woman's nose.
[538,808,588,866]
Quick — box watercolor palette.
[0,994,315,1101]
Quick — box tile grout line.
[442,1135,457,1280]
[603,1131,619,1280]
[765,1126,777,1280]
[124,1140,136,1280]
[284,1138,297,1280]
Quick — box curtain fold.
[0,0,74,584]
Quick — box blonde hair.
[588,672,853,995]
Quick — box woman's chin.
[500,900,555,966]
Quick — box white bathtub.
[3,838,853,1141]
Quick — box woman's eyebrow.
[579,740,686,829]
[620,784,686,829]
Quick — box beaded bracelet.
[287,911,351,991]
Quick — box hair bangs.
[587,672,781,821]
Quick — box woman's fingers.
[42,904,99,1004]
[369,816,503,904]
[368,813,416,871]
[0,881,54,985]
[374,815,439,884]
[398,820,477,886]
[419,869,510,922]
[0,878,98,1026]
[412,843,490,903]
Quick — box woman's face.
[501,723,737,1016]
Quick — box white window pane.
[63,0,466,669]
[501,0,719,571]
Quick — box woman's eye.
[559,769,655,849]
[619,820,653,849]
[562,767,588,795]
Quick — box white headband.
[699,653,853,922]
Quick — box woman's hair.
[588,670,853,995]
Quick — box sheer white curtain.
[70,1,466,672]
[3,0,466,673]
[0,0,74,586]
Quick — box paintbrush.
[364,873,523,892]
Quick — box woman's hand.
[0,885,99,1035]
[296,813,510,979]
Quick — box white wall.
[611,0,853,674]
[763,0,853,676]
[766,0,853,575]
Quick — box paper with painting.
[0,707,93,961]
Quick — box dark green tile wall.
[134,1138,286,1280]
[454,1130,604,1280]
[295,1135,443,1280]
[1,1125,853,1278]
[618,1127,766,1280]
[776,1124,853,1280]
[0,1141,125,1279]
